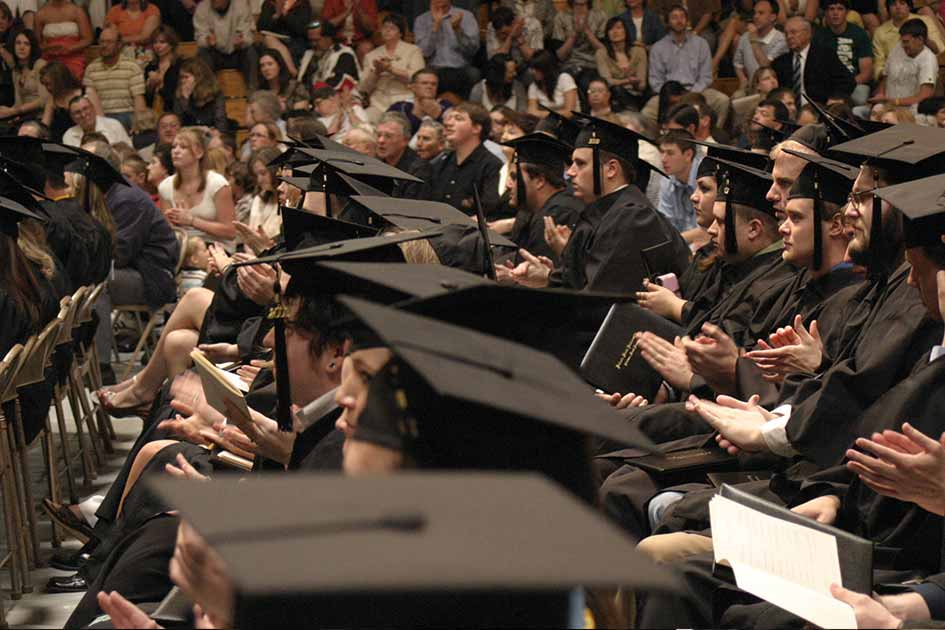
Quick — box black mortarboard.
[570,112,663,195]
[426,223,518,274]
[44,143,129,191]
[712,156,776,255]
[872,172,945,249]
[691,140,770,180]
[0,195,45,237]
[537,106,583,147]
[0,169,48,215]
[789,123,832,153]
[784,149,858,269]
[803,96,863,147]
[280,206,378,252]
[342,195,477,231]
[502,133,573,212]
[152,473,683,627]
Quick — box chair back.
[77,282,105,326]
[173,228,188,276]
[56,288,86,347]
[0,344,24,406]
[16,303,68,389]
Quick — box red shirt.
[320,0,377,43]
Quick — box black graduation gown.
[508,189,583,265]
[548,185,690,294]
[42,198,113,289]
[197,264,268,345]
[678,243,722,310]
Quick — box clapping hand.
[233,221,275,254]
[685,393,774,455]
[543,216,572,256]
[744,315,823,382]
[637,333,694,391]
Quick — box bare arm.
[123,12,160,44]
[193,186,238,240]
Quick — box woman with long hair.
[34,0,92,80]
[236,145,282,254]
[256,48,309,111]
[748,65,779,98]
[0,27,46,120]
[256,0,311,76]
[39,60,98,141]
[596,17,647,110]
[158,127,236,246]
[527,49,578,118]
[144,25,180,108]
[469,53,527,112]
[172,57,226,130]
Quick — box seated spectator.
[552,0,606,86]
[144,25,181,109]
[489,105,511,142]
[731,64,780,128]
[486,5,542,83]
[662,101,700,134]
[617,0,665,48]
[388,67,452,134]
[158,126,237,246]
[359,13,424,122]
[875,0,943,79]
[137,110,180,161]
[340,124,377,155]
[131,107,157,152]
[257,48,309,110]
[224,159,253,223]
[596,16,647,110]
[206,145,230,173]
[63,93,131,146]
[645,5,730,125]
[795,101,818,123]
[313,84,367,136]
[247,120,283,154]
[284,111,328,140]
[657,129,702,238]
[104,0,161,48]
[257,0,312,76]
[771,17,854,106]
[121,153,153,197]
[816,0,873,106]
[732,0,787,92]
[470,53,528,112]
[83,27,147,131]
[242,145,282,249]
[502,108,539,140]
[880,104,915,122]
[172,57,227,130]
[194,0,258,91]
[17,119,48,137]
[376,110,432,198]
[2,27,47,121]
[309,21,360,92]
[768,84,797,117]
[146,145,174,203]
[586,77,620,119]
[415,118,445,162]
[868,18,936,113]
[298,20,329,91]
[430,102,502,216]
[414,0,480,98]
[527,49,578,118]
[743,96,789,149]
[321,0,377,62]
[35,0,92,80]
[178,235,210,294]
[651,0,720,49]
[4,0,35,31]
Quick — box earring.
[328,362,336,369]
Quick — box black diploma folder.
[580,302,683,401]
[718,483,874,594]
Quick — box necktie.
[792,52,802,97]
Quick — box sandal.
[96,388,155,419]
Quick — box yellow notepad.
[190,350,252,421]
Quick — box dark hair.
[529,50,561,104]
[758,97,790,121]
[312,85,336,101]
[754,0,781,13]
[600,150,637,185]
[522,162,566,189]
[921,242,945,268]
[491,5,516,30]
[411,67,438,83]
[249,145,282,203]
[483,53,513,105]
[286,115,328,141]
[0,232,43,328]
[505,109,539,135]
[665,103,700,132]
[604,16,632,60]
[154,144,175,176]
[281,293,353,359]
[900,17,928,39]
[824,0,848,8]
[827,101,854,121]
[0,1,11,23]
[17,120,49,138]
[886,0,913,11]
[9,27,40,69]
[667,3,689,18]
[733,202,780,239]
[659,128,696,156]
[382,12,407,36]
[40,61,82,98]
[257,47,293,94]
[121,0,149,10]
[150,24,180,51]
[657,80,689,124]
[453,101,492,142]
[225,159,253,194]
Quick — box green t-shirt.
[816,23,873,77]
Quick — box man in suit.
[771,16,855,104]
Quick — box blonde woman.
[158,127,236,246]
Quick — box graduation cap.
[271,138,360,167]
[783,149,858,270]
[871,172,945,249]
[570,112,663,196]
[427,223,518,275]
[342,195,476,231]
[711,156,776,256]
[338,296,659,476]
[0,169,48,216]
[537,106,583,147]
[501,133,573,213]
[752,119,795,149]
[0,195,45,237]
[152,473,683,627]
[280,205,378,252]
[690,140,770,180]
[801,95,879,148]
[42,142,129,192]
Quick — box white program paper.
[709,495,858,629]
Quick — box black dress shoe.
[46,573,88,593]
[48,549,91,572]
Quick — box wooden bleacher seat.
[178,41,198,59]
[711,77,740,97]
[218,69,248,100]
[225,98,247,125]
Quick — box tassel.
[590,131,601,196]
[515,152,527,211]
[724,175,737,255]
[813,171,823,271]
[870,190,886,280]
[269,270,293,432]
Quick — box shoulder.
[158,176,174,195]
[101,116,125,130]
[106,4,123,18]
[558,72,577,88]
[144,3,160,16]
[206,170,229,192]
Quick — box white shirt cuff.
[760,404,799,457]
[931,345,945,363]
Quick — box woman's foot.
[97,374,136,396]
[96,383,155,419]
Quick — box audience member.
[284,111,327,141]
[415,117,446,161]
[816,0,873,105]
[657,128,702,237]
[414,0,480,98]
[500,0,555,38]
[225,158,254,223]
[178,235,210,293]
[158,126,237,246]
[340,124,377,155]
[146,144,174,203]
[194,0,258,91]
[3,27,47,121]
[617,0,665,47]
[83,27,147,131]
[652,0,720,49]
[771,17,855,105]
[359,13,424,122]
[16,119,48,137]
[257,0,312,76]
[137,110,180,161]
[257,48,309,110]
[0,4,13,112]
[768,84,797,117]
[553,0,606,88]
[527,49,578,117]
[144,25,181,109]
[247,120,283,153]
[243,145,283,249]
[868,18,937,113]
[470,53,528,111]
[880,103,916,122]
[104,0,161,48]
[35,0,92,80]
[873,0,943,80]
[388,67,452,133]
[430,102,502,215]
[172,57,227,130]
[313,84,367,136]
[63,93,132,146]
[486,5,542,77]
[732,0,787,91]
[308,21,360,91]
[596,16,647,109]
[376,110,432,197]
[586,77,620,119]
[4,0,34,31]
[321,0,377,61]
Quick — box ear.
[603,157,620,182]
[827,211,846,239]
[745,216,763,242]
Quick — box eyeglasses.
[847,189,873,206]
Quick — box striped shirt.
[83,58,145,113]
